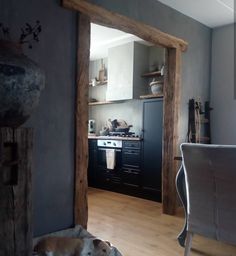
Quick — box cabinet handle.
[124,169,139,175]
[98,148,121,152]
[124,151,139,155]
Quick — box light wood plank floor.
[87,188,236,256]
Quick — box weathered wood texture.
[162,48,182,215]
[0,127,33,256]
[62,0,188,51]
[74,13,90,228]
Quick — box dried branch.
[19,20,42,49]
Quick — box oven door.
[97,147,122,169]
[97,147,122,185]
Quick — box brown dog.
[34,236,112,256]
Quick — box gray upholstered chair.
[180,143,236,256]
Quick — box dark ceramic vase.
[0,40,45,127]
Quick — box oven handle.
[98,148,122,152]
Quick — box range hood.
[106,41,149,101]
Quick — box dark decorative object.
[0,40,45,127]
[19,21,42,49]
[0,23,10,39]
[0,21,42,49]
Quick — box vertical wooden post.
[0,127,33,256]
[74,13,90,228]
[162,48,182,215]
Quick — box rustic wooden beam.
[74,13,90,228]
[162,48,182,214]
[0,127,33,256]
[62,0,188,52]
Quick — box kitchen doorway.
[62,0,188,227]
[88,23,165,203]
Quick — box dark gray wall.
[210,24,236,144]
[0,0,76,236]
[89,0,212,142]
[1,0,213,237]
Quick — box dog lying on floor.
[34,237,112,256]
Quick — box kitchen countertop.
[88,135,142,141]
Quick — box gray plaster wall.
[0,0,76,236]
[89,0,212,142]
[210,24,236,144]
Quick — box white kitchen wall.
[88,44,165,134]
[89,100,143,135]
[210,24,236,144]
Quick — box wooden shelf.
[89,94,163,104]
[88,101,113,106]
[140,94,163,99]
[174,156,182,161]
[89,80,107,86]
[142,71,163,78]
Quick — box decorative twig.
[0,21,42,49]
[19,20,42,49]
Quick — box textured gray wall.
[0,0,213,237]
[89,0,212,142]
[0,0,76,236]
[210,24,236,144]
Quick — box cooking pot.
[114,126,132,133]
[108,119,133,133]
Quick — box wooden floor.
[87,188,236,256]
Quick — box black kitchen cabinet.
[122,141,141,189]
[96,146,122,188]
[96,168,122,188]
[88,139,97,186]
[142,99,163,202]
[88,128,162,202]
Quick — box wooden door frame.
[62,0,188,228]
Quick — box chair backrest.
[181,143,236,245]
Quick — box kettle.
[88,119,96,133]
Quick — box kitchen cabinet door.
[106,42,148,101]
[122,140,142,189]
[142,99,163,202]
[88,139,97,186]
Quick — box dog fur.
[34,237,112,256]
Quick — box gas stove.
[108,132,139,138]
[97,139,122,148]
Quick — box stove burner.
[108,131,136,137]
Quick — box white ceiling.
[90,24,151,60]
[158,0,235,28]
[90,0,235,60]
